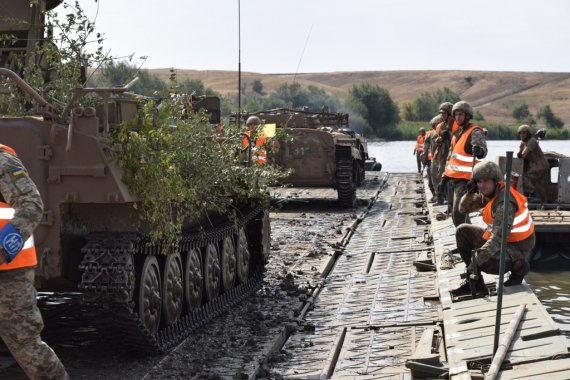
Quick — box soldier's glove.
[466,179,478,194]
[0,223,25,263]
[517,152,523,159]
[472,145,484,159]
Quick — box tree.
[347,83,399,137]
[92,61,166,96]
[511,103,536,126]
[252,79,264,95]
[537,105,564,129]
[402,88,460,121]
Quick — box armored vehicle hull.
[234,108,380,207]
[0,69,270,353]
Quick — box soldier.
[243,115,280,165]
[413,128,426,173]
[0,144,69,380]
[517,124,550,203]
[441,101,487,226]
[432,102,457,205]
[422,115,443,201]
[452,161,535,294]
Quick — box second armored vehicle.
[234,108,380,207]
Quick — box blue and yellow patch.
[11,167,24,176]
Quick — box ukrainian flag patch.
[11,167,24,176]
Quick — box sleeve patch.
[11,167,25,176]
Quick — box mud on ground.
[0,174,383,380]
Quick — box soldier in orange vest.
[413,128,426,173]
[452,161,535,294]
[0,145,69,379]
[432,102,457,205]
[441,101,487,226]
[243,115,280,165]
[422,115,442,201]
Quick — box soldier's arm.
[521,138,538,159]
[471,128,488,158]
[458,192,487,213]
[477,199,516,264]
[0,153,43,241]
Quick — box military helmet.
[419,127,426,132]
[452,101,474,117]
[517,124,531,134]
[472,161,502,182]
[430,114,443,126]
[246,115,261,126]
[439,102,453,114]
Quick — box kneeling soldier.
[453,161,535,294]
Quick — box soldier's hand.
[517,152,523,159]
[466,179,478,194]
[472,145,484,159]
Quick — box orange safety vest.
[435,120,458,136]
[415,135,425,153]
[242,132,267,165]
[444,124,483,180]
[0,145,38,270]
[482,182,534,242]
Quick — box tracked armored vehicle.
[0,68,270,353]
[233,108,380,207]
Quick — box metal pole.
[493,151,513,355]
[237,0,241,129]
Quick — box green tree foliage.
[244,82,340,112]
[252,79,264,95]
[537,105,564,129]
[347,83,400,138]
[91,61,166,96]
[402,88,460,122]
[511,103,536,126]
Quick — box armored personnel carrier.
[0,68,270,353]
[233,108,380,207]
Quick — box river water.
[368,140,570,339]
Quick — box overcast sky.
[78,0,570,74]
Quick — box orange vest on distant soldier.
[242,132,267,165]
[444,124,483,180]
[482,182,534,242]
[0,145,38,271]
[415,135,425,153]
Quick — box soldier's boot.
[504,277,523,287]
[505,261,529,287]
[433,196,446,206]
[451,276,486,295]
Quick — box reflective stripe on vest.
[0,202,38,270]
[482,183,534,242]
[415,135,425,153]
[444,124,482,180]
[242,133,267,165]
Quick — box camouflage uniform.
[432,119,454,201]
[0,149,69,380]
[519,137,549,202]
[456,190,535,281]
[422,127,437,196]
[448,126,487,226]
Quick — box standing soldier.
[413,128,426,173]
[432,102,457,205]
[423,115,443,201]
[517,124,550,203]
[452,161,535,294]
[442,101,487,226]
[0,144,69,379]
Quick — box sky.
[76,0,570,74]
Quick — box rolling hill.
[149,69,570,127]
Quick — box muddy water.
[368,140,570,339]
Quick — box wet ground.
[0,173,385,380]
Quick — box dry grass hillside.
[150,69,570,126]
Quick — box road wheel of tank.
[136,255,162,335]
[161,253,183,325]
[236,229,250,283]
[204,243,221,301]
[221,236,237,291]
[184,248,203,311]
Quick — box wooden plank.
[496,358,570,379]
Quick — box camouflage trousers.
[0,268,69,380]
[425,161,435,195]
[524,168,548,203]
[450,179,468,227]
[456,224,534,281]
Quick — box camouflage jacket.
[0,149,43,241]
[458,190,517,264]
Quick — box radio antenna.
[237,0,242,128]
[293,24,313,83]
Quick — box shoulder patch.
[11,167,25,176]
